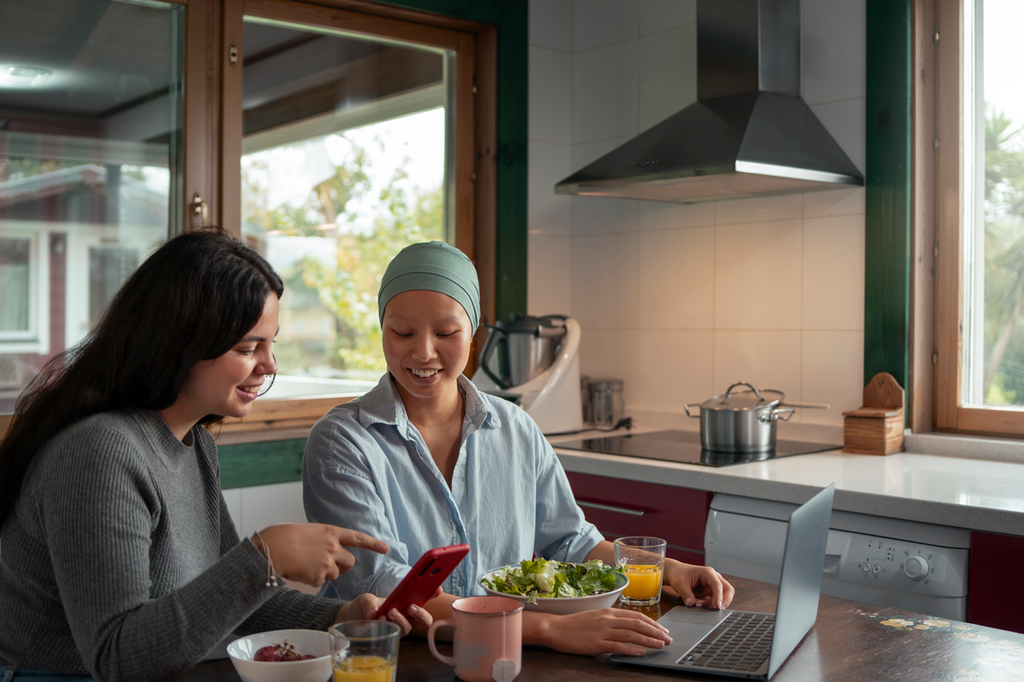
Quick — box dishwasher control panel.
[705,493,971,619]
[830,532,968,597]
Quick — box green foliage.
[242,135,443,376]
[982,107,1024,403]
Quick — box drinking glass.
[329,620,400,682]
[614,536,667,606]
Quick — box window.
[0,0,500,443]
[931,0,1024,435]
[0,0,184,414]
[238,15,450,392]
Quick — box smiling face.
[381,289,473,407]
[162,294,279,439]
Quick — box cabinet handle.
[577,500,645,517]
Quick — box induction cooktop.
[554,429,839,467]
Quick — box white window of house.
[0,230,48,354]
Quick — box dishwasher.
[704,493,970,620]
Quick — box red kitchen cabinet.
[969,531,1024,634]
[564,471,712,566]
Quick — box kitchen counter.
[551,426,1024,537]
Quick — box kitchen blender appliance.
[471,314,584,435]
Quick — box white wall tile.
[639,199,715,230]
[801,330,864,426]
[802,186,865,218]
[802,0,866,106]
[803,214,865,331]
[638,23,697,132]
[530,0,574,51]
[572,233,639,328]
[713,331,803,403]
[578,328,640,407]
[635,330,714,412]
[638,226,714,329]
[810,98,866,175]
[573,41,639,143]
[237,481,306,540]
[713,194,803,225]
[523,0,869,426]
[528,234,573,316]
[573,0,638,51]
[529,46,573,144]
[572,196,638,235]
[715,220,803,330]
[529,140,573,236]
[639,0,696,36]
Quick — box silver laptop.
[610,483,835,680]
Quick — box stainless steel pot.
[683,382,828,453]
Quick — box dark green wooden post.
[865,0,911,393]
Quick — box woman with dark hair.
[0,229,431,682]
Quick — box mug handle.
[427,618,456,667]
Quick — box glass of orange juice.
[329,620,400,682]
[614,536,667,606]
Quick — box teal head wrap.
[378,241,481,333]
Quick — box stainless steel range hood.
[554,0,863,203]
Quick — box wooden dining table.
[167,576,1024,681]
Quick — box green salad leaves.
[480,559,623,603]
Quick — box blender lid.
[497,314,568,334]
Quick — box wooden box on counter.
[843,372,905,455]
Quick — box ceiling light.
[5,66,52,86]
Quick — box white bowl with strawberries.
[227,628,332,682]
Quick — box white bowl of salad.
[479,559,628,615]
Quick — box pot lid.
[702,382,784,411]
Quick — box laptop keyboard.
[681,612,775,672]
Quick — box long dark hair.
[0,229,284,527]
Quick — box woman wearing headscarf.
[302,241,734,655]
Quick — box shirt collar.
[356,372,503,433]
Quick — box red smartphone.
[376,543,470,616]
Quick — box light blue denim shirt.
[302,373,604,600]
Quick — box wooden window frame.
[205,0,497,443]
[0,0,499,447]
[923,0,1024,437]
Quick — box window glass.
[0,0,184,413]
[239,17,450,399]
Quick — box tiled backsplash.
[527,0,866,427]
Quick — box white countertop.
[551,426,1024,537]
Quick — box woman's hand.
[663,560,735,610]
[337,593,435,635]
[529,608,672,656]
[252,524,388,587]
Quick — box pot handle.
[780,401,831,410]
[724,382,761,401]
[758,407,796,424]
[683,404,701,418]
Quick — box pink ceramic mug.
[427,596,523,682]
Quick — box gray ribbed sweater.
[0,409,340,681]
